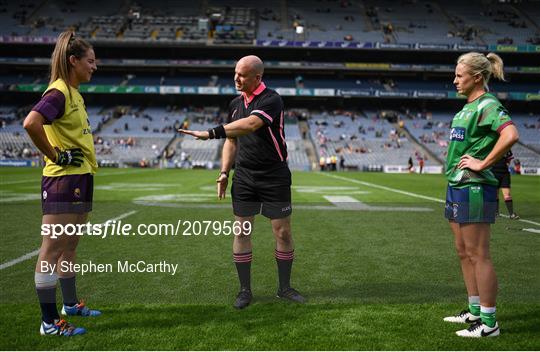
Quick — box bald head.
[234,55,264,94]
[237,55,264,76]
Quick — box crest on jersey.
[450,127,466,141]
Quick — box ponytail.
[457,51,505,91]
[49,30,92,85]
[486,52,505,82]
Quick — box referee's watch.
[219,171,229,178]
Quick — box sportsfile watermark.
[41,220,253,239]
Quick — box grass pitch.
[1,167,539,350]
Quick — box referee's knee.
[273,226,292,244]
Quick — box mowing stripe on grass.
[0,210,138,270]
[321,173,540,226]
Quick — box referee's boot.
[233,288,252,309]
[277,287,306,303]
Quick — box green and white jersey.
[445,93,514,188]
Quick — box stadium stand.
[1,1,538,172]
[308,110,438,170]
[0,103,538,169]
[95,135,170,164]
[2,0,539,45]
[3,73,539,94]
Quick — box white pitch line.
[0,210,138,271]
[0,179,36,185]
[320,173,540,226]
[523,228,540,234]
[498,213,540,226]
[519,219,540,226]
[0,249,40,270]
[0,169,153,186]
[320,173,444,203]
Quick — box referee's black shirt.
[491,150,513,176]
[227,82,288,170]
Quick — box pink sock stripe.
[233,252,252,263]
[275,254,294,260]
[275,250,294,260]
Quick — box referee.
[179,55,305,309]
[491,150,519,219]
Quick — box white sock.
[480,306,496,314]
[468,296,480,305]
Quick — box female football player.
[443,52,518,337]
[24,30,100,336]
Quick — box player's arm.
[24,90,84,166]
[23,111,57,162]
[458,124,519,171]
[178,114,265,140]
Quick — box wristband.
[207,128,215,139]
[213,125,227,139]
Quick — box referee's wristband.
[208,125,226,139]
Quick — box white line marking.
[0,210,138,270]
[320,173,444,203]
[0,249,40,270]
[323,195,432,212]
[320,173,540,226]
[522,228,540,234]
[95,170,153,177]
[109,210,138,221]
[0,179,36,185]
[498,214,540,226]
[519,219,540,226]
[0,169,153,186]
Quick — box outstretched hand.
[178,129,210,140]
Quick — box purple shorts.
[41,174,93,214]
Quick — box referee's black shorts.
[494,171,511,188]
[231,165,292,219]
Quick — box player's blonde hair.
[49,30,92,85]
[457,52,505,91]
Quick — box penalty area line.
[0,210,138,271]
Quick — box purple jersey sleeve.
[31,89,65,124]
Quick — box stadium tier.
[2,104,538,169]
[0,0,538,172]
[1,0,539,46]
[2,72,539,96]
